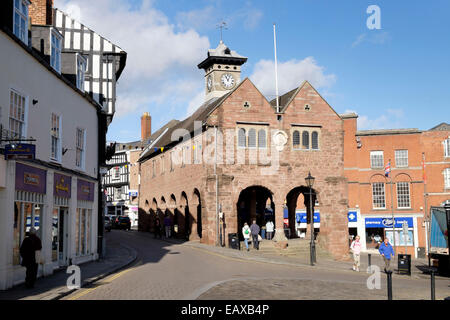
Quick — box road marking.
[66,259,142,300]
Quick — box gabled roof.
[429,123,450,131]
[139,78,250,163]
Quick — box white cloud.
[345,108,405,130]
[55,0,210,119]
[250,57,336,100]
[186,91,205,117]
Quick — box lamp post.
[305,172,316,266]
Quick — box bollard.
[431,269,436,300]
[368,253,372,269]
[386,270,393,300]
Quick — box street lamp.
[305,172,316,266]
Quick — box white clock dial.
[207,76,213,91]
[221,73,235,89]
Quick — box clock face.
[221,73,235,89]
[207,76,213,91]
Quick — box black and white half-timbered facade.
[52,8,127,122]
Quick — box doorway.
[53,207,69,267]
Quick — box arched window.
[293,130,300,148]
[312,131,319,150]
[302,131,309,149]
[258,129,266,148]
[248,129,256,148]
[238,128,246,148]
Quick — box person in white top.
[242,223,251,251]
[350,235,362,272]
[266,220,274,240]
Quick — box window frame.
[50,29,62,74]
[76,128,86,170]
[444,168,450,189]
[444,138,450,158]
[372,182,386,209]
[396,181,411,209]
[8,88,28,139]
[13,0,30,44]
[76,54,87,92]
[50,113,62,162]
[395,149,409,168]
[292,130,300,149]
[370,151,384,169]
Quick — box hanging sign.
[5,144,36,160]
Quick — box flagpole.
[423,152,430,267]
[273,23,280,113]
[389,159,396,256]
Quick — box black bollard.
[368,253,372,269]
[386,270,393,300]
[431,269,436,300]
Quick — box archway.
[286,186,318,239]
[236,186,275,240]
[193,189,202,239]
[180,192,189,240]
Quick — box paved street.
[63,231,450,300]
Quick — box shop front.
[294,210,320,238]
[52,173,71,268]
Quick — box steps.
[238,238,331,258]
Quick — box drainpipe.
[137,161,141,230]
[215,126,219,247]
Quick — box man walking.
[379,237,395,272]
[250,220,260,250]
[20,227,42,288]
[163,214,172,238]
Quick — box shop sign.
[5,144,35,160]
[77,179,95,201]
[295,212,320,223]
[348,211,357,222]
[365,217,413,228]
[15,163,46,194]
[54,173,71,198]
[129,190,138,197]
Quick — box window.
[293,130,300,149]
[76,55,87,91]
[445,168,450,189]
[76,128,85,169]
[9,89,26,139]
[302,131,309,150]
[51,113,61,161]
[152,160,156,177]
[170,152,174,171]
[238,128,246,148]
[397,182,411,208]
[248,129,256,148]
[50,30,62,73]
[395,150,408,168]
[258,130,266,148]
[444,138,450,158]
[372,182,386,209]
[13,0,29,44]
[312,131,319,150]
[113,167,120,180]
[370,151,384,169]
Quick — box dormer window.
[13,0,30,44]
[76,54,87,92]
[50,30,62,73]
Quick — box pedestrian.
[242,222,251,251]
[350,235,362,272]
[163,214,172,238]
[154,217,162,239]
[266,220,274,240]
[250,219,260,250]
[20,227,42,289]
[379,237,395,272]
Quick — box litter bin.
[398,254,411,275]
[228,233,240,250]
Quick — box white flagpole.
[273,23,280,113]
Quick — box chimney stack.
[29,0,54,26]
[141,112,152,141]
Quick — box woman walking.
[242,222,251,252]
[350,235,362,272]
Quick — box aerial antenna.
[217,20,228,42]
[273,23,280,113]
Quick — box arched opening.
[236,186,275,241]
[193,189,202,239]
[286,186,318,239]
[180,192,189,240]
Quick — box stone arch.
[285,186,318,239]
[192,188,203,239]
[180,191,190,240]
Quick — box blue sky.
[55,0,450,142]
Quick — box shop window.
[372,182,386,209]
[385,229,414,246]
[76,208,91,256]
[366,228,384,249]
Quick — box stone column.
[272,201,288,248]
[42,170,54,276]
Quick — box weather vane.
[216,20,228,42]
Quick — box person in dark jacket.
[250,220,260,250]
[154,217,162,239]
[20,227,42,288]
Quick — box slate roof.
[429,123,450,131]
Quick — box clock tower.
[198,41,247,101]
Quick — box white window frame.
[8,88,28,139]
[370,151,384,169]
[396,182,411,209]
[13,0,30,44]
[76,54,87,92]
[113,167,120,180]
[50,29,62,74]
[395,150,408,168]
[372,182,386,209]
[50,113,62,162]
[444,138,450,158]
[76,128,86,170]
[444,168,450,189]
